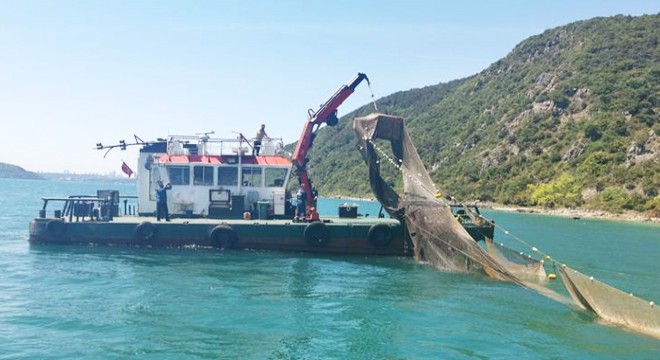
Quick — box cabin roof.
[157,154,292,166]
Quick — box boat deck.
[100,215,400,226]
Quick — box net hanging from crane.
[353,113,531,282]
[353,113,660,339]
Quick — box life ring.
[46,219,66,236]
[368,223,393,247]
[304,222,330,247]
[209,225,237,249]
[135,221,157,243]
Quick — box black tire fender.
[209,225,236,249]
[304,222,330,247]
[368,223,393,247]
[135,221,157,243]
[46,219,66,236]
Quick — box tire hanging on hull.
[135,221,157,244]
[209,225,237,250]
[304,222,330,247]
[368,223,393,247]
[46,219,66,237]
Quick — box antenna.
[195,131,215,137]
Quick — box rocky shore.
[484,204,660,224]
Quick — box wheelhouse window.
[218,166,238,186]
[241,166,262,187]
[265,167,288,187]
[194,166,214,186]
[168,166,190,185]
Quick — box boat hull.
[29,216,409,256]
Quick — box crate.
[338,204,358,218]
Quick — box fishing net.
[354,113,521,282]
[353,113,659,339]
[560,265,660,338]
[484,238,547,284]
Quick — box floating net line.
[353,113,660,339]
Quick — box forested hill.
[305,14,659,215]
[0,162,44,180]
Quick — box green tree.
[528,173,582,208]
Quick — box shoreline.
[477,203,659,224]
[328,195,659,224]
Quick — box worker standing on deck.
[295,185,306,222]
[253,124,269,156]
[155,180,172,222]
[310,187,318,211]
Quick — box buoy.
[548,273,557,280]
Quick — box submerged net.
[560,265,660,338]
[353,113,660,339]
[485,238,547,284]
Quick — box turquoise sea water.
[0,178,658,359]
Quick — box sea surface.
[0,178,658,359]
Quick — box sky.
[0,1,657,174]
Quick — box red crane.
[292,73,370,221]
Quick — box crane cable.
[365,79,379,112]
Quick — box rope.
[366,80,379,112]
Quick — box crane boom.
[292,73,370,221]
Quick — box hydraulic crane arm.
[292,73,370,221]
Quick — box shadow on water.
[28,242,414,268]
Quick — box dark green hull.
[29,216,410,256]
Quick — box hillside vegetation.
[305,14,659,215]
[0,162,44,180]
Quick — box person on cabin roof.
[253,124,269,156]
[155,180,172,222]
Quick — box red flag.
[121,161,134,177]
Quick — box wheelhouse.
[136,134,293,219]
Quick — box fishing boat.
[28,74,413,254]
[28,131,412,254]
[28,73,494,255]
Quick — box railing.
[166,135,285,157]
[39,195,138,222]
